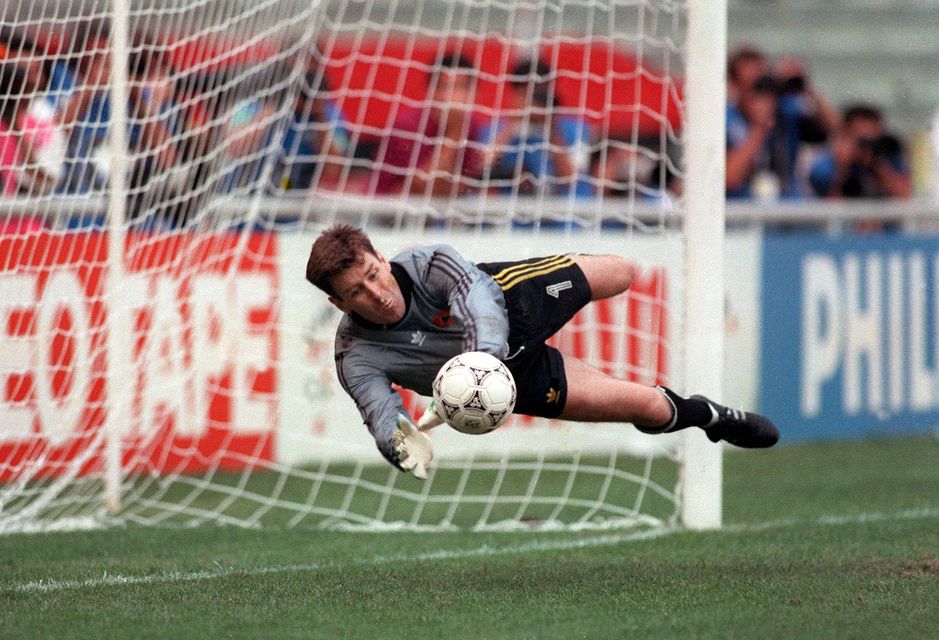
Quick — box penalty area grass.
[1,437,937,639]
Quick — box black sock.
[636,386,714,434]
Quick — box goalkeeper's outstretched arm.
[336,352,433,477]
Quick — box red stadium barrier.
[159,32,682,139]
[323,36,682,140]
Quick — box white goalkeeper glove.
[392,414,434,479]
[416,400,445,431]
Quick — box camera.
[857,134,901,158]
[752,74,780,95]
[779,74,806,94]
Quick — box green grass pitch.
[2,437,937,639]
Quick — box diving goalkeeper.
[305,225,779,478]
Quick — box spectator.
[591,139,680,227]
[591,137,668,201]
[0,27,75,110]
[125,42,190,226]
[0,61,45,232]
[0,62,31,195]
[0,59,72,201]
[147,62,287,221]
[727,45,771,106]
[56,34,191,220]
[127,43,180,173]
[727,46,842,201]
[210,52,304,198]
[481,57,594,199]
[773,56,841,199]
[725,72,779,200]
[58,42,112,194]
[374,52,487,197]
[133,64,246,227]
[216,94,278,193]
[276,67,351,191]
[0,29,70,195]
[808,103,912,200]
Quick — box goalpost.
[0,0,724,533]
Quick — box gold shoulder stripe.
[497,257,575,291]
[490,255,566,282]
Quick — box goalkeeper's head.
[306,224,378,296]
[306,225,406,325]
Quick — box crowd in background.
[724,45,912,203]
[0,27,917,230]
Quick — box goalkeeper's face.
[327,252,406,324]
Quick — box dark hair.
[0,62,30,126]
[306,224,378,295]
[0,27,39,57]
[727,45,766,82]
[128,45,170,79]
[302,69,331,95]
[435,52,474,73]
[751,74,780,96]
[843,103,883,125]
[0,28,55,91]
[510,57,552,87]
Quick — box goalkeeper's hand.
[392,414,434,479]
[416,400,445,431]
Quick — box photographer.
[808,103,912,200]
[774,56,841,198]
[725,71,779,200]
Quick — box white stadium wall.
[722,230,762,412]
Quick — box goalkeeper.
[306,225,779,478]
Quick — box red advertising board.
[0,232,278,481]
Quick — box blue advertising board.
[760,232,939,441]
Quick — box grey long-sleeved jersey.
[334,244,509,468]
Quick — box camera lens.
[780,75,805,94]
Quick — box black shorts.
[477,255,592,418]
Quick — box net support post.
[103,0,131,513]
[679,0,726,530]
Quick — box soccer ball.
[432,351,517,435]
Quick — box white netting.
[0,0,701,534]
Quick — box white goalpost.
[0,0,724,533]
[680,0,726,529]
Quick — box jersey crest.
[432,309,454,328]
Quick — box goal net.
[0,0,724,533]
